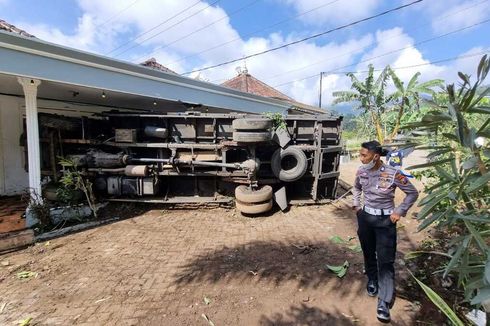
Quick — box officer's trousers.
[357,210,397,303]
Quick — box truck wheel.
[233,131,271,142]
[232,118,272,130]
[235,199,273,215]
[235,185,273,203]
[271,147,308,182]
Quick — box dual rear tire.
[235,185,273,215]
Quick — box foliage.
[410,271,466,326]
[263,112,287,130]
[333,64,391,143]
[332,64,442,143]
[325,260,349,278]
[387,67,443,142]
[21,190,50,227]
[404,55,490,311]
[58,157,98,219]
[340,113,358,132]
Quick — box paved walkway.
[0,155,427,325]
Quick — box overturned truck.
[35,111,342,214]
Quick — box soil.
[0,153,452,326]
[0,196,26,233]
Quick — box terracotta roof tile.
[140,58,176,74]
[0,20,34,37]
[221,71,294,101]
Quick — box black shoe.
[389,295,396,309]
[377,299,391,323]
[366,279,378,297]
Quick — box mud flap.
[273,186,288,211]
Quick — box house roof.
[0,30,296,114]
[0,20,34,38]
[140,57,176,74]
[221,69,329,114]
[221,69,294,101]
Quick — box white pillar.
[17,77,42,202]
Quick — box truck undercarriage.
[31,110,342,214]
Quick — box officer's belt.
[363,206,394,216]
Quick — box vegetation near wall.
[334,55,490,322]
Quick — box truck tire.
[233,131,271,142]
[235,199,273,215]
[235,185,273,203]
[271,147,308,182]
[232,118,272,131]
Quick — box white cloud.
[15,14,104,52]
[8,0,489,111]
[193,33,374,106]
[280,0,382,26]
[406,0,490,34]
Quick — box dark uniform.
[353,163,418,303]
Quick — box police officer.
[352,141,418,322]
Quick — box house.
[221,67,294,101]
[221,67,326,115]
[140,57,176,74]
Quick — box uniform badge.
[395,173,408,185]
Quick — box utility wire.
[272,19,490,88]
[181,0,424,75]
[133,0,261,64]
[251,0,489,84]
[164,0,342,67]
[112,0,222,58]
[95,0,141,29]
[105,0,211,56]
[336,51,489,75]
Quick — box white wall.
[0,95,28,195]
[0,94,113,196]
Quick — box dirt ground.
[0,155,431,326]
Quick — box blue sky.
[1,0,489,109]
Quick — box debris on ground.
[16,271,38,279]
[325,261,350,278]
[201,313,215,326]
[19,317,32,326]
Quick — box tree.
[387,68,443,142]
[405,55,490,317]
[332,64,391,143]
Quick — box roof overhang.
[0,30,292,114]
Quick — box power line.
[252,0,489,84]
[105,0,210,56]
[338,52,489,74]
[163,0,342,67]
[112,0,222,58]
[95,0,141,29]
[181,0,424,75]
[272,19,490,88]
[133,0,261,64]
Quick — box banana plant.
[404,55,490,311]
[387,68,443,142]
[332,64,392,143]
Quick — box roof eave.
[0,30,291,114]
